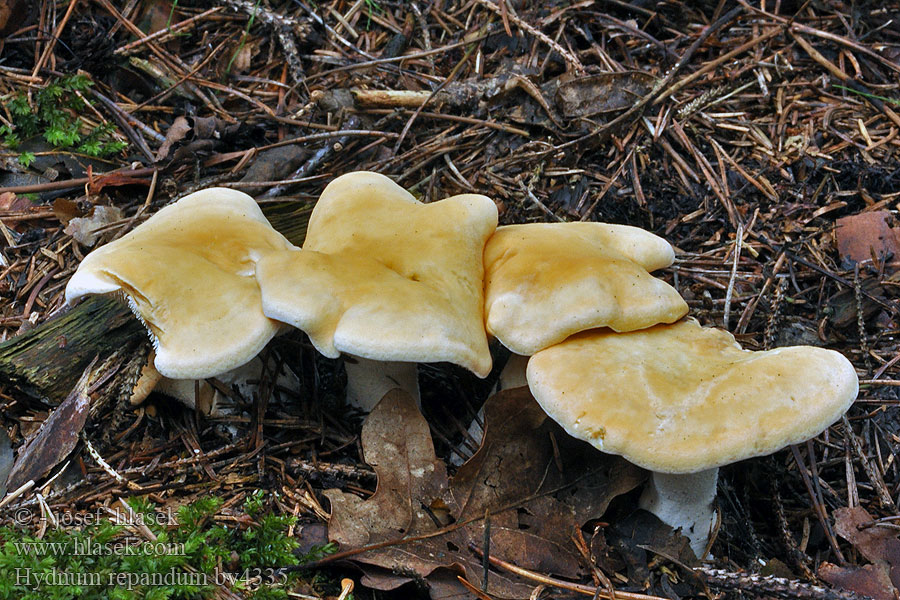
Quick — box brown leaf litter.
[818,506,900,600]
[326,388,643,599]
[835,211,900,266]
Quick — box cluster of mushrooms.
[65,171,859,558]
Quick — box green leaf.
[9,95,32,117]
[100,140,128,156]
[78,139,101,156]
[17,152,35,168]
[63,74,93,92]
[1,128,20,149]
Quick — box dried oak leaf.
[819,562,896,600]
[52,197,84,225]
[0,192,30,213]
[607,510,699,592]
[64,205,123,247]
[239,145,309,185]
[0,0,28,36]
[156,116,192,162]
[156,116,241,163]
[555,72,657,119]
[827,277,885,329]
[835,211,900,265]
[325,388,643,599]
[833,506,900,590]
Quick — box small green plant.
[17,151,35,168]
[363,0,382,30]
[0,492,335,599]
[834,84,900,107]
[165,0,180,30]
[0,74,128,162]
[225,0,260,75]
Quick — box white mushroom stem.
[129,360,218,414]
[498,353,530,390]
[638,468,718,558]
[156,378,218,414]
[343,356,420,412]
[130,355,299,416]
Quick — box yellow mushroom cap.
[257,171,497,377]
[484,223,688,355]
[65,188,296,379]
[526,319,859,473]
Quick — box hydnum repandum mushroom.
[526,318,859,557]
[455,222,689,457]
[65,187,296,406]
[256,171,498,411]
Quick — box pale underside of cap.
[484,223,688,356]
[526,319,859,473]
[259,171,497,377]
[65,188,296,380]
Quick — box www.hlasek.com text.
[12,538,186,556]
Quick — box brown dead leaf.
[156,116,192,162]
[239,145,309,184]
[555,71,657,118]
[0,0,12,31]
[295,523,329,557]
[157,116,242,163]
[607,510,699,590]
[52,197,84,225]
[0,0,27,35]
[87,171,153,195]
[229,39,258,74]
[325,389,450,548]
[835,211,900,264]
[819,562,897,600]
[828,277,885,329]
[64,205,123,247]
[325,388,643,599]
[834,506,900,590]
[138,0,177,36]
[0,192,55,230]
[0,192,31,213]
[452,387,644,542]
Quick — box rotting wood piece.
[0,200,314,405]
[7,356,94,490]
[0,297,143,405]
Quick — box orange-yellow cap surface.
[484,223,688,355]
[65,188,294,379]
[527,319,859,473]
[257,172,497,377]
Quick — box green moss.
[0,74,128,162]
